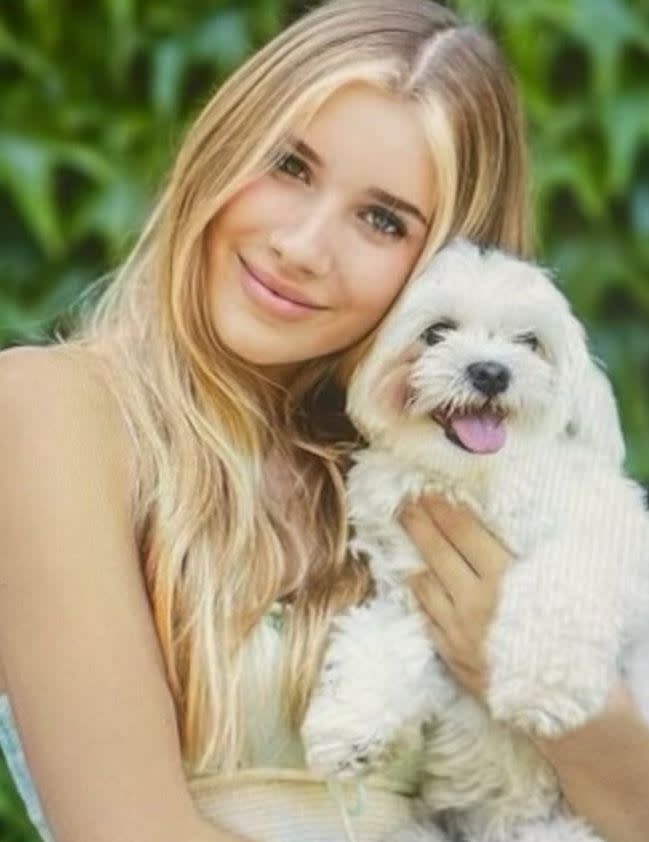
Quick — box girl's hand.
[400,495,513,702]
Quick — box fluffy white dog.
[301,240,649,842]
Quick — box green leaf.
[0,134,62,256]
[23,0,62,53]
[601,91,649,192]
[0,20,53,80]
[151,39,187,120]
[630,184,649,237]
[69,178,149,251]
[101,0,138,87]
[189,9,252,70]
[540,0,649,94]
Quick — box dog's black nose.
[467,361,510,396]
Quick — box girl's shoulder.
[0,343,137,519]
[0,342,117,417]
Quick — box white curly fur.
[301,240,649,842]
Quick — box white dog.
[301,240,649,842]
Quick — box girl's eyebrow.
[286,134,430,228]
[366,187,429,228]
[287,135,324,168]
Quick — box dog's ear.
[373,355,417,416]
[560,313,625,468]
[564,356,625,468]
[347,342,420,439]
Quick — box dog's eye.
[516,332,541,353]
[421,321,456,346]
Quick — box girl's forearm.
[533,694,649,842]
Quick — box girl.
[0,2,647,841]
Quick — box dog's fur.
[301,240,649,842]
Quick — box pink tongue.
[450,412,506,454]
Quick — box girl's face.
[205,82,435,384]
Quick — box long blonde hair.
[57,0,532,775]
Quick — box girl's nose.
[268,200,335,278]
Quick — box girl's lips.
[238,256,323,320]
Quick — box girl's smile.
[238,254,328,319]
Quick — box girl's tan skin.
[403,495,649,842]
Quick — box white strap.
[326,777,368,842]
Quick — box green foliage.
[0,2,648,836]
[0,761,37,842]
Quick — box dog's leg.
[301,596,457,777]
[484,538,619,739]
[418,693,559,823]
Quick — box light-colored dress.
[0,604,423,842]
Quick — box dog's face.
[347,240,594,468]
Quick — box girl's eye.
[363,206,406,238]
[274,151,310,183]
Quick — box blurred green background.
[1,0,648,839]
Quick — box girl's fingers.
[422,496,513,581]
[400,505,476,602]
[408,569,455,629]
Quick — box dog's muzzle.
[427,361,510,455]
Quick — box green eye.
[275,152,310,183]
[363,206,406,238]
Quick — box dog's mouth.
[430,405,508,454]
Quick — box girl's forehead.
[296,83,435,220]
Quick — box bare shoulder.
[0,342,111,396]
[0,343,136,520]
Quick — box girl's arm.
[532,683,649,842]
[0,349,245,842]
[402,495,649,842]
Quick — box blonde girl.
[1,1,647,841]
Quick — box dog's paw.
[486,672,611,739]
[485,562,616,739]
[301,694,394,778]
[311,732,393,779]
[301,725,392,778]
